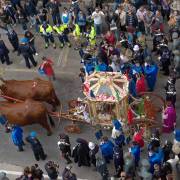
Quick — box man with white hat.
[88,142,99,167]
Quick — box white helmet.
[88,142,95,150]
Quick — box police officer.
[40,21,56,48]
[86,26,96,47]
[0,34,12,65]
[53,24,71,48]
[73,24,81,50]
[26,131,47,161]
[7,28,19,52]
[25,30,38,56]
[18,37,37,69]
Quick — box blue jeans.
[58,34,69,44]
[94,23,102,36]
[52,13,61,25]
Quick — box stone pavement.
[0,14,180,180]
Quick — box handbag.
[38,67,45,76]
[110,22,117,31]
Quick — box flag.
[137,99,144,115]
[115,90,120,101]
[90,90,95,98]
[127,108,134,125]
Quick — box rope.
[0,94,23,103]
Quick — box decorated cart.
[82,71,129,126]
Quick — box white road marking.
[57,48,64,67]
[0,170,88,180]
[4,68,75,75]
[61,47,70,68]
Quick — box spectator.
[115,5,126,32]
[6,27,19,53]
[45,161,59,180]
[61,7,70,25]
[0,34,12,65]
[77,10,86,34]
[24,0,37,28]
[16,167,32,180]
[104,30,116,46]
[62,165,77,180]
[92,8,104,36]
[47,0,61,25]
[10,0,23,10]
[0,172,9,180]
[2,3,17,25]
[26,131,47,161]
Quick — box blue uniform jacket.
[11,126,23,146]
[144,64,158,91]
[131,145,140,165]
[100,140,114,158]
[128,79,137,97]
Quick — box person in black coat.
[26,131,47,161]
[72,138,90,167]
[88,142,99,167]
[0,35,12,65]
[57,133,72,164]
[45,161,59,180]
[10,0,23,10]
[25,30,38,55]
[18,38,37,68]
[96,157,109,180]
[3,3,17,25]
[113,145,124,177]
[7,28,19,52]
[62,165,77,180]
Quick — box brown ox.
[0,99,54,135]
[0,78,60,110]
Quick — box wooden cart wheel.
[64,123,81,134]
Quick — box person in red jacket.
[104,30,116,46]
[133,129,145,149]
[39,56,56,81]
[136,73,147,96]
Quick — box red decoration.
[133,129,145,148]
[127,108,134,125]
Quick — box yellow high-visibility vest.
[73,24,81,37]
[53,24,68,33]
[40,24,53,34]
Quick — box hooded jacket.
[11,126,23,146]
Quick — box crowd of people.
[0,0,180,179]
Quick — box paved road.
[0,23,180,180]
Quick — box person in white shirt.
[92,8,104,36]
[115,5,126,32]
[136,6,146,34]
